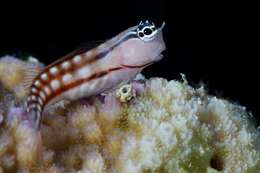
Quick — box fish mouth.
[121,54,164,69]
[120,61,155,69]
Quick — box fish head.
[117,20,166,68]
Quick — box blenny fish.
[24,20,166,129]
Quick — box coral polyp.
[0,56,259,173]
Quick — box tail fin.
[35,110,42,130]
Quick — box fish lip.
[120,53,164,69]
[120,61,155,69]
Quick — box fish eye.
[137,20,158,41]
[143,27,153,35]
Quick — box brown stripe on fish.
[29,63,68,100]
[44,67,123,104]
[28,76,49,102]
[43,46,97,70]
[26,94,44,113]
[39,49,99,84]
[121,61,155,69]
[44,47,99,74]
[29,52,148,106]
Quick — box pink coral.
[132,81,146,95]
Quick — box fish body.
[25,20,166,129]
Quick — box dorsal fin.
[22,61,43,93]
[62,40,104,59]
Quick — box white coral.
[0,57,259,173]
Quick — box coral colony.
[0,56,259,173]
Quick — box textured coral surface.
[0,56,259,173]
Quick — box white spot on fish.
[31,95,37,101]
[49,67,59,75]
[44,86,51,95]
[77,66,90,77]
[34,80,41,87]
[61,61,71,69]
[27,97,31,102]
[32,87,38,93]
[38,97,43,106]
[40,73,48,81]
[37,104,42,112]
[51,80,60,90]
[62,73,72,84]
[73,55,82,64]
[39,91,46,100]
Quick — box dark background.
[0,1,259,125]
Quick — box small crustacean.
[23,20,166,129]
